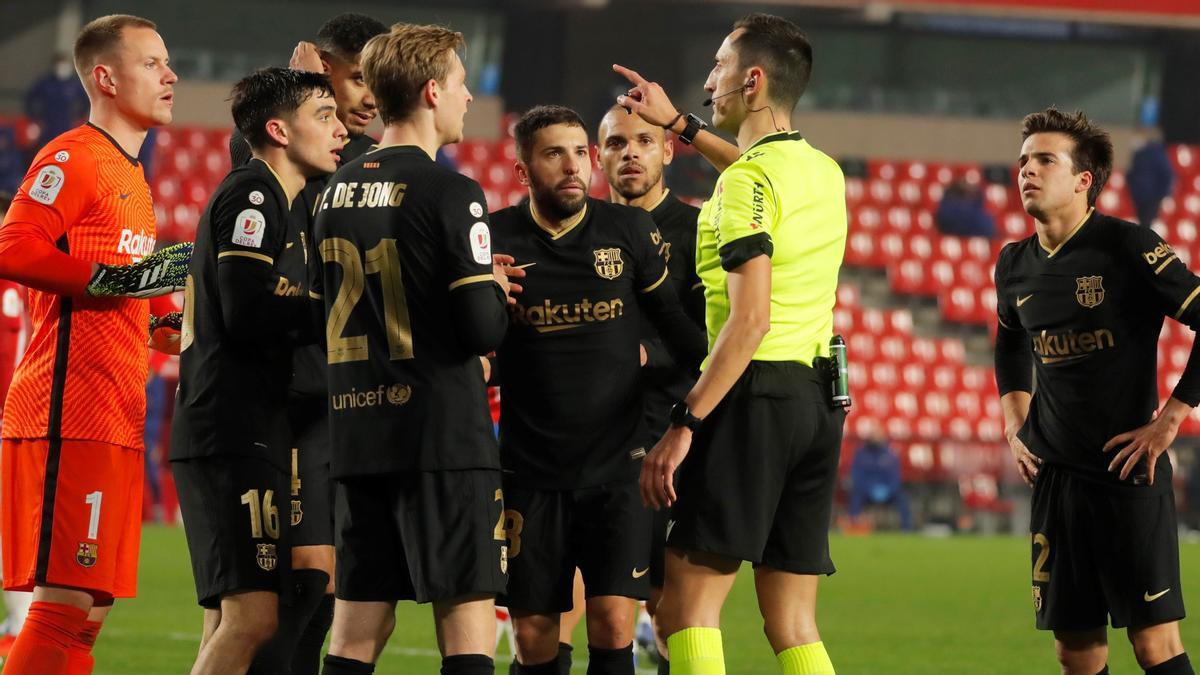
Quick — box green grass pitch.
[16,526,1197,673]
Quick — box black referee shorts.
[668,360,845,575]
[1031,463,1185,631]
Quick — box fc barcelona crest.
[1032,586,1043,612]
[76,542,98,568]
[256,543,278,571]
[291,499,304,527]
[593,248,624,280]
[1075,276,1104,308]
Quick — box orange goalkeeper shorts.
[1,438,143,599]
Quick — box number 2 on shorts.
[1032,532,1051,582]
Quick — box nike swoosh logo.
[632,567,649,579]
[513,262,537,270]
[286,242,295,248]
[118,193,131,199]
[1145,588,1171,602]
[1017,294,1033,307]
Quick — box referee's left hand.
[641,426,692,509]
[1104,403,1186,485]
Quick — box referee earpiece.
[746,76,757,91]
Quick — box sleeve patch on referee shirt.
[232,209,267,248]
[29,165,65,205]
[470,222,492,264]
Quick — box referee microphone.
[702,77,755,106]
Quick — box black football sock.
[586,643,634,675]
[292,593,334,675]
[658,656,669,675]
[1096,666,1109,675]
[557,642,573,675]
[1146,653,1194,675]
[515,657,560,675]
[249,569,330,674]
[441,653,495,675]
[322,654,375,674]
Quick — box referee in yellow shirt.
[616,13,847,675]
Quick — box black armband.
[718,232,773,271]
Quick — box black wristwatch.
[677,113,707,146]
[669,401,703,432]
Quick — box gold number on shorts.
[492,489,525,558]
[240,488,281,540]
[180,274,195,352]
[291,448,301,497]
[320,237,414,364]
[1032,533,1051,582]
[84,491,103,540]
[492,489,506,541]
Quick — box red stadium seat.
[915,416,943,440]
[871,362,898,390]
[861,390,892,418]
[901,363,927,389]
[836,284,860,308]
[845,231,879,267]
[879,334,909,362]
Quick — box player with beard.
[225,15,388,674]
[489,105,706,675]
[597,104,704,675]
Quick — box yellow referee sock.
[778,641,835,674]
[666,627,725,675]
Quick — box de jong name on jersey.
[312,145,508,479]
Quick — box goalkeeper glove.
[149,311,184,355]
[87,242,192,298]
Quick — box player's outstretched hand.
[492,253,525,305]
[1007,433,1041,487]
[87,242,193,299]
[1104,403,1186,485]
[290,41,323,73]
[613,64,680,129]
[149,311,183,355]
[640,426,691,509]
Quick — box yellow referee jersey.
[695,130,847,369]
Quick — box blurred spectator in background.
[1128,126,1175,228]
[848,424,913,531]
[23,53,89,153]
[0,128,24,193]
[936,178,995,238]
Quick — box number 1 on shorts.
[85,491,103,540]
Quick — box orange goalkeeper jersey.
[0,124,157,450]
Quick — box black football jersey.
[229,129,376,399]
[491,197,673,489]
[995,210,1200,489]
[312,145,500,478]
[641,191,704,441]
[171,159,308,467]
